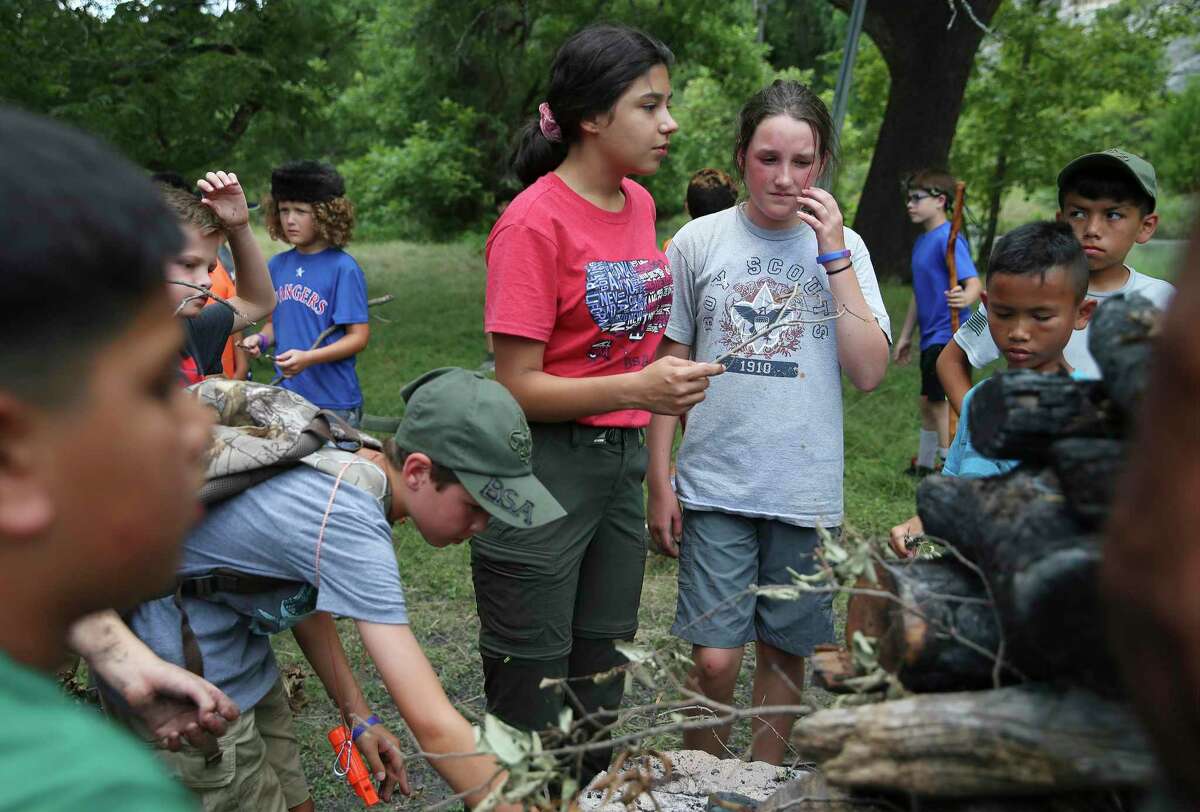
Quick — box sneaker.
[904,457,939,478]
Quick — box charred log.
[968,372,1114,462]
[791,685,1155,797]
[1050,438,1127,529]
[1088,293,1160,419]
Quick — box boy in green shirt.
[0,107,236,810]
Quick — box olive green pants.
[471,422,648,782]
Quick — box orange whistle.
[328,726,380,806]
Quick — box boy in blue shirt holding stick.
[893,169,981,476]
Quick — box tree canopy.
[3,0,1194,258]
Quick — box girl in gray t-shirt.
[646,80,892,766]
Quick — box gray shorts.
[671,509,835,656]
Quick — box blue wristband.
[816,249,852,265]
[351,714,382,742]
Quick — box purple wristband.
[351,714,382,743]
[816,248,852,265]
[257,333,269,351]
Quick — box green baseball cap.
[394,368,565,529]
[1057,148,1157,212]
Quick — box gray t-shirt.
[954,266,1174,378]
[665,206,891,527]
[128,464,408,710]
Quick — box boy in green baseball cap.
[121,368,561,812]
[937,148,1174,413]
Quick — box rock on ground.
[579,750,802,812]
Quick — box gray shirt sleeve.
[844,229,892,343]
[665,232,697,348]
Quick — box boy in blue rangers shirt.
[889,221,1096,556]
[244,161,369,425]
[938,149,1173,415]
[892,169,980,476]
[125,368,564,812]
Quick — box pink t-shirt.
[485,173,672,428]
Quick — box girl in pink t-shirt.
[473,24,723,784]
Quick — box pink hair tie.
[538,102,562,143]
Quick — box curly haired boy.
[244,161,370,425]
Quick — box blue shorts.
[671,509,835,656]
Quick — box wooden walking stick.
[946,181,967,439]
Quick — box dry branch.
[269,294,394,385]
[168,279,253,323]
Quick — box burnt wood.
[968,372,1114,462]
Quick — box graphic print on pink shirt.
[583,257,672,343]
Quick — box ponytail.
[512,120,570,188]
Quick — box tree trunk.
[1050,438,1127,529]
[826,0,1003,280]
[753,0,769,44]
[758,772,892,812]
[977,2,1041,271]
[978,148,1007,273]
[792,685,1156,797]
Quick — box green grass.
[1127,238,1185,282]
[253,228,1183,807]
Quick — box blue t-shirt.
[911,222,978,351]
[944,370,1092,479]
[269,247,369,410]
[127,465,408,711]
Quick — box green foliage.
[335,0,774,230]
[1150,75,1200,192]
[342,100,489,240]
[1,0,365,180]
[762,0,842,72]
[951,0,1192,263]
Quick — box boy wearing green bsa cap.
[938,148,1174,413]
[123,368,562,812]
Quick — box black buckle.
[182,575,220,598]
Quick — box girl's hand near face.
[795,186,846,254]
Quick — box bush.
[1150,75,1200,194]
[342,99,490,241]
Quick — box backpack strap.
[171,585,223,765]
[177,567,299,599]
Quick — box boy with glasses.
[893,169,980,476]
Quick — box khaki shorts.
[159,678,308,811]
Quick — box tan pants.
[159,678,309,811]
